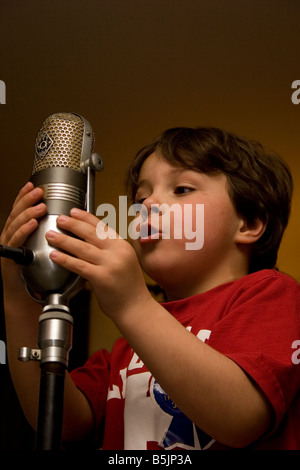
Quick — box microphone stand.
[18,159,103,450]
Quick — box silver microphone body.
[21,112,103,303]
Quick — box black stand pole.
[36,363,66,450]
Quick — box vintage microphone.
[4,112,103,449]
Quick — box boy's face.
[131,151,247,299]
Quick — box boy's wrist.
[108,288,156,332]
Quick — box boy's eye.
[134,195,146,204]
[174,186,194,195]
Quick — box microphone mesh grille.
[32,113,84,174]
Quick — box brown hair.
[126,127,293,273]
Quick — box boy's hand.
[1,182,46,248]
[45,208,152,320]
[1,182,47,292]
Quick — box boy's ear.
[235,217,267,245]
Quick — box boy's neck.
[164,264,249,301]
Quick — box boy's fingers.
[46,230,102,265]
[4,202,46,241]
[12,182,34,209]
[49,248,99,281]
[2,185,46,247]
[7,186,44,228]
[69,208,99,227]
[54,209,121,242]
[56,214,96,243]
[7,218,39,248]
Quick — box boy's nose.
[142,196,170,219]
[142,195,161,213]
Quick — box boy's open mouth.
[139,222,163,241]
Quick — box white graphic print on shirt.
[109,329,215,450]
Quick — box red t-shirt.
[70,269,300,450]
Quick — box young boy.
[1,127,300,450]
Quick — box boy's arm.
[1,183,94,442]
[47,209,272,448]
[116,298,273,448]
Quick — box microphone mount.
[0,245,34,266]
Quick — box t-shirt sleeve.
[70,348,111,437]
[207,271,300,432]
